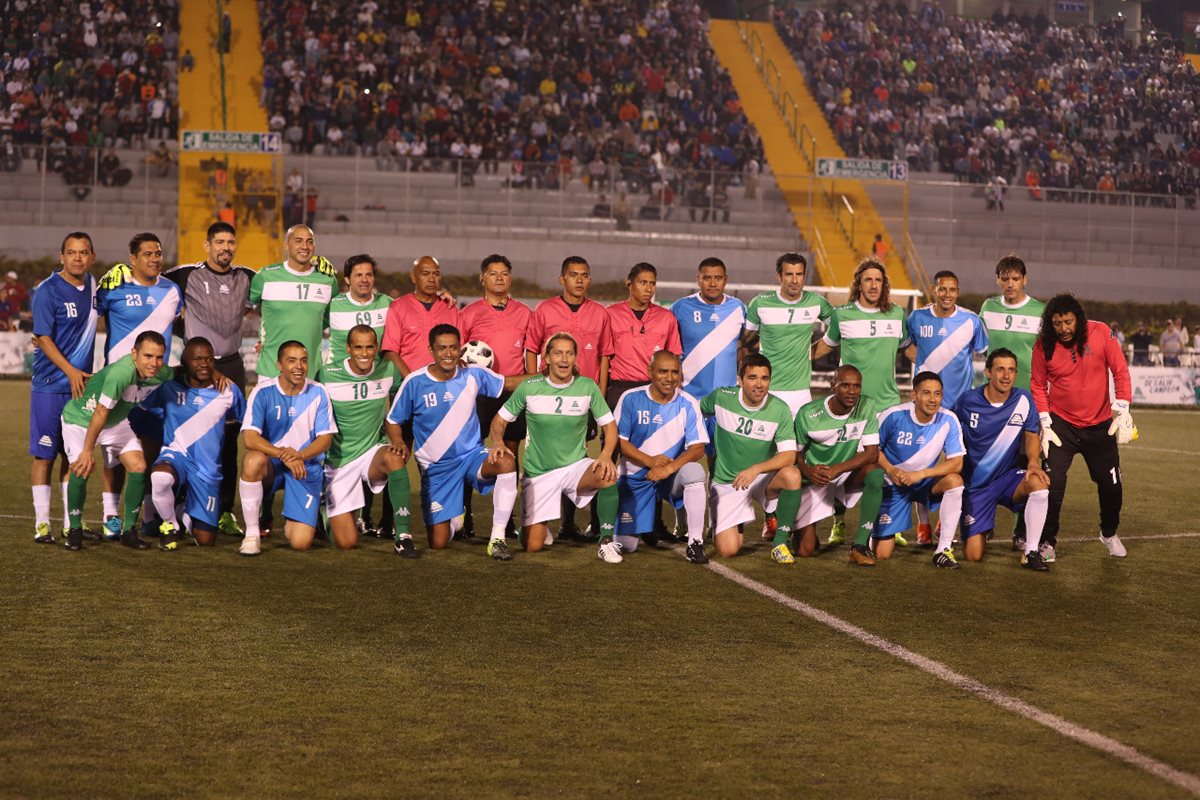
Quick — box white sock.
[150,471,178,526]
[490,472,518,540]
[1023,490,1049,554]
[102,491,120,520]
[915,502,930,527]
[239,479,263,536]
[683,481,706,544]
[33,485,51,526]
[936,488,963,551]
[616,534,639,552]
[61,482,70,529]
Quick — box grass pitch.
[2,380,1199,799]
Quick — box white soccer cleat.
[596,540,624,564]
[1100,533,1127,558]
[239,533,261,556]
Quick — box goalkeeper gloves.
[1107,400,1137,444]
[1039,412,1061,459]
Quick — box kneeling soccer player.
[952,348,1051,570]
[790,365,884,566]
[700,354,802,562]
[143,337,246,549]
[614,351,709,564]
[875,372,965,567]
[489,332,619,559]
[238,341,335,555]
[389,324,522,558]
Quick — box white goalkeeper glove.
[1107,400,1137,445]
[1039,413,1061,459]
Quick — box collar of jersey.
[775,289,808,305]
[644,385,679,403]
[343,357,377,378]
[853,301,881,314]
[344,292,379,307]
[546,374,575,389]
[283,262,316,277]
[738,392,767,412]
[823,395,852,420]
[999,295,1032,310]
[693,292,732,305]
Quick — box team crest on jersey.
[375,382,383,392]
[288,407,297,417]
[652,414,663,424]
[443,391,454,402]
[754,423,766,435]
[570,400,581,411]
[146,295,157,306]
[709,313,719,322]
[937,326,947,336]
[1008,413,1025,426]
[193,396,205,406]
[916,435,926,445]
[219,284,230,294]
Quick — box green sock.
[68,475,88,530]
[594,484,617,541]
[123,471,146,531]
[388,467,412,538]
[854,469,885,547]
[773,489,802,546]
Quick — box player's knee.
[714,532,740,557]
[290,538,312,551]
[125,454,147,473]
[778,466,802,491]
[493,452,517,474]
[942,475,964,491]
[242,451,267,478]
[150,470,174,490]
[677,462,705,485]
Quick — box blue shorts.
[156,450,221,529]
[419,448,494,525]
[617,473,686,535]
[875,480,943,540]
[962,469,1026,539]
[269,457,325,528]
[128,406,164,441]
[29,390,70,458]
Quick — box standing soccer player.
[327,254,391,362]
[604,263,682,407]
[905,271,987,411]
[1031,295,1133,561]
[671,257,745,406]
[492,332,619,559]
[238,341,336,555]
[381,255,460,377]
[979,255,1044,391]
[613,351,709,563]
[143,337,246,549]
[30,232,99,544]
[388,325,521,558]
[952,349,1051,570]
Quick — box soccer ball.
[461,339,494,369]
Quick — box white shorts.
[522,458,598,527]
[711,472,778,534]
[769,389,811,419]
[324,444,387,518]
[795,471,863,529]
[62,420,142,467]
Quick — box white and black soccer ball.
[460,339,494,369]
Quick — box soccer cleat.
[597,540,624,564]
[80,526,100,541]
[120,529,152,550]
[827,518,846,546]
[849,544,876,566]
[239,533,261,556]
[487,538,513,561]
[103,515,123,541]
[1021,550,1050,571]
[141,518,162,538]
[393,535,420,559]
[159,521,181,551]
[1012,536,1026,552]
[218,512,244,537]
[762,513,778,541]
[575,523,597,543]
[770,543,795,564]
[64,527,84,551]
[34,521,56,544]
[894,532,909,548]
[916,522,933,547]
[1100,533,1127,558]
[1039,544,1056,563]
[642,529,659,548]
[932,548,960,569]
[685,540,709,564]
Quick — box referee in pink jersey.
[381,255,460,377]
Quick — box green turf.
[2,381,1198,799]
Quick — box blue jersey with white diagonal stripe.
[388,366,503,468]
[31,271,97,393]
[142,379,246,483]
[906,306,988,409]
[243,379,337,467]
[96,274,184,365]
[953,386,1039,491]
[671,293,746,401]
[878,403,966,478]
[614,387,708,479]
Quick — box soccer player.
[327,254,391,361]
[952,349,1050,570]
[60,331,174,551]
[671,257,745,405]
[381,255,460,377]
[613,351,709,563]
[979,254,1044,391]
[874,372,965,567]
[164,221,255,536]
[791,365,885,566]
[604,263,682,408]
[238,340,336,555]
[30,232,98,544]
[742,252,833,417]
[491,332,619,559]
[317,325,414,553]
[389,325,521,559]
[1031,295,1133,561]
[904,271,987,411]
[700,354,803,562]
[143,337,246,550]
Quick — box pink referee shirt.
[459,297,532,377]
[525,296,614,381]
[606,302,683,382]
[381,293,461,371]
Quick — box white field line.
[705,559,1200,797]
[1124,446,1199,457]
[1058,532,1200,543]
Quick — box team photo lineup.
[30,224,1136,570]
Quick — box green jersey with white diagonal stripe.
[745,290,833,391]
[824,302,907,408]
[61,355,174,428]
[326,292,391,363]
[979,295,1044,389]
[795,395,880,467]
[316,358,397,467]
[249,261,340,378]
[501,375,613,477]
[699,386,797,484]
